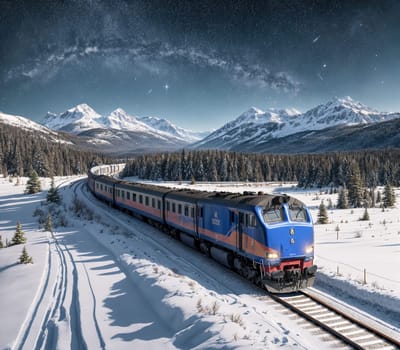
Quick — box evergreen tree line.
[122,149,400,188]
[0,123,111,177]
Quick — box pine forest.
[0,123,111,177]
[122,149,400,188]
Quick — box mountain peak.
[110,107,129,115]
[68,103,97,114]
[43,103,103,133]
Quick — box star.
[164,83,169,91]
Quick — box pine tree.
[317,201,329,224]
[383,183,396,207]
[376,190,382,204]
[360,207,370,221]
[348,164,363,208]
[337,187,349,209]
[11,222,27,245]
[47,178,61,204]
[25,170,41,194]
[19,246,33,264]
[44,214,53,232]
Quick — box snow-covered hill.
[0,111,72,144]
[192,97,400,150]
[1,111,55,134]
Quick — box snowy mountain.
[139,116,207,142]
[41,104,198,154]
[192,97,400,151]
[100,108,152,133]
[43,103,104,134]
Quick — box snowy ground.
[0,175,399,349]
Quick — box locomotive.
[87,164,317,293]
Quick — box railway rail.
[272,290,400,349]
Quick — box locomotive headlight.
[266,252,279,259]
[305,245,314,254]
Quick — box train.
[87,164,317,293]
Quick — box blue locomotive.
[88,164,317,293]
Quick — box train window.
[152,198,155,208]
[139,195,143,204]
[127,192,130,200]
[263,207,284,224]
[248,214,257,227]
[229,211,235,223]
[166,201,170,211]
[96,183,99,189]
[121,191,125,199]
[109,187,112,194]
[199,207,203,217]
[158,200,161,210]
[100,184,103,191]
[191,207,195,218]
[184,206,189,216]
[178,204,182,214]
[132,193,136,202]
[172,203,176,213]
[145,196,149,206]
[289,205,308,222]
[116,189,119,197]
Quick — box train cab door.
[237,212,244,251]
[197,205,204,238]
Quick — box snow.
[1,175,399,349]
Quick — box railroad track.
[271,290,400,350]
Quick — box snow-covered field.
[1,175,399,349]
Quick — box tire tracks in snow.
[15,179,97,350]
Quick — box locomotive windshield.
[263,206,284,224]
[288,205,308,222]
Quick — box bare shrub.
[210,301,220,315]
[230,314,244,326]
[196,299,203,313]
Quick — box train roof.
[94,175,119,185]
[116,180,172,195]
[166,189,305,209]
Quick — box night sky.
[1,0,400,131]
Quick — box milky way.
[1,0,400,130]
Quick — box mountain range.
[191,96,400,151]
[41,104,207,155]
[1,96,400,155]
